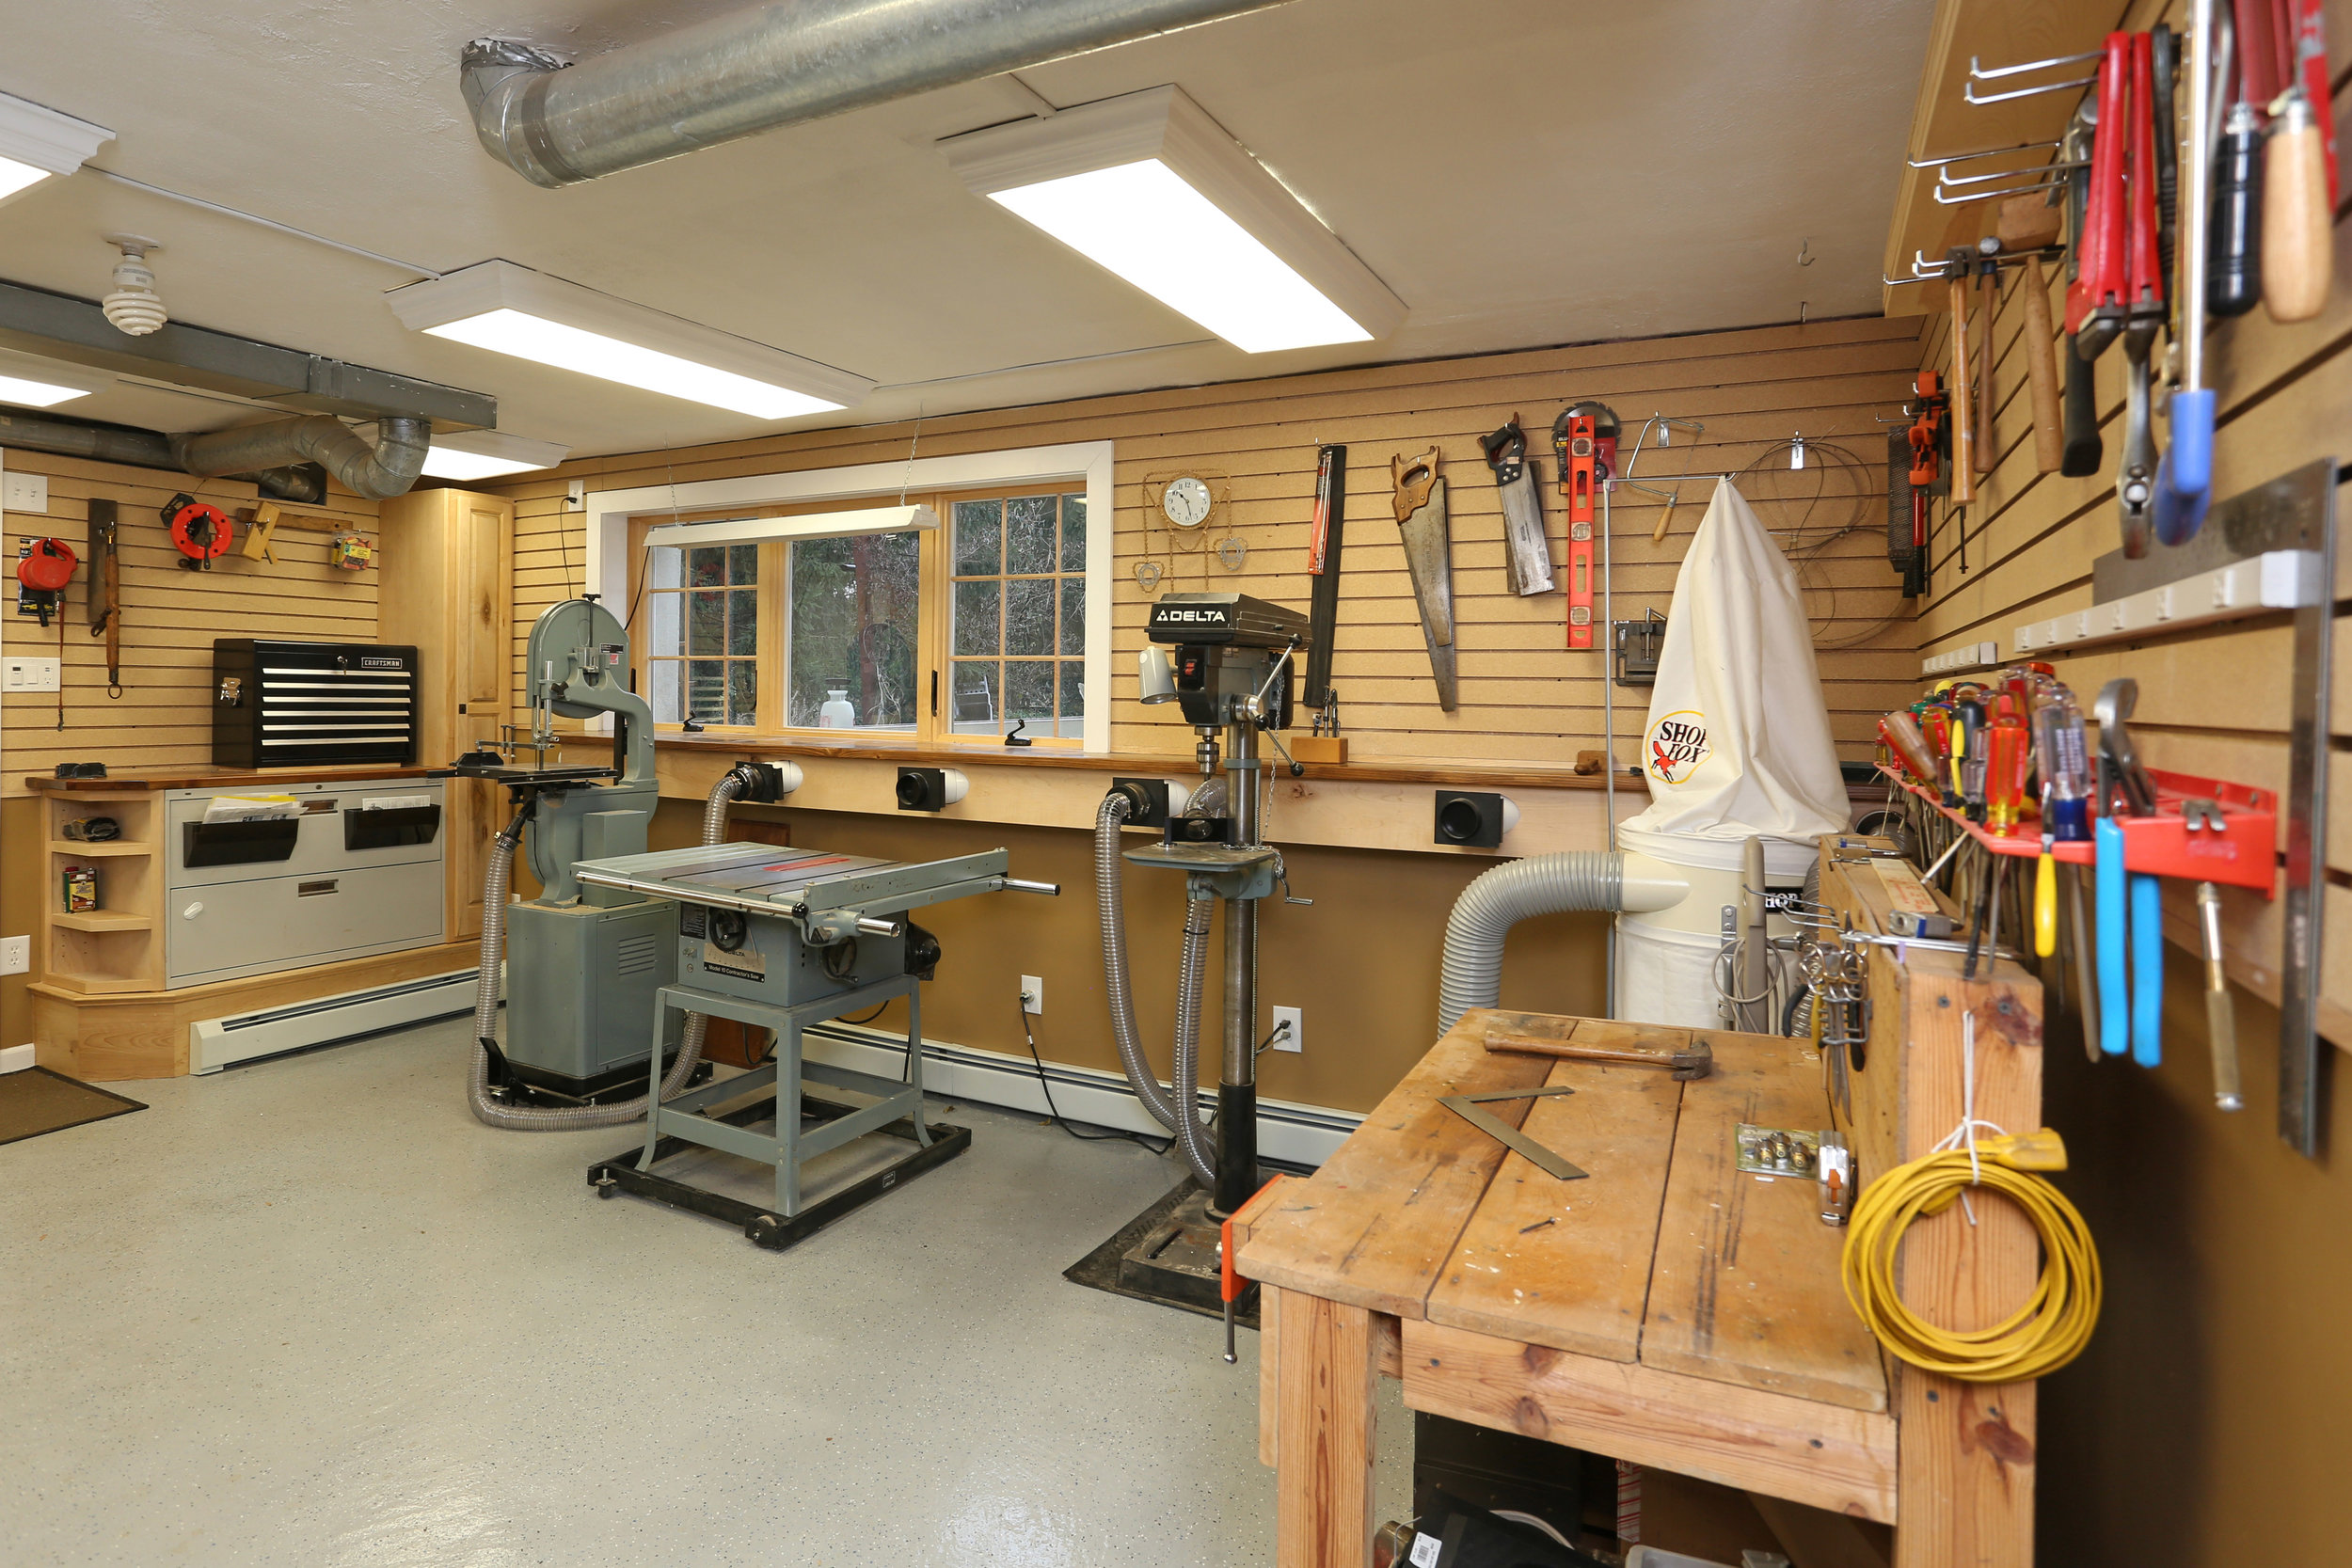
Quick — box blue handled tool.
[2154,0,2219,545]
[2094,678,2165,1067]
[2096,816,2131,1057]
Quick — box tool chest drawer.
[167,859,446,987]
[166,784,444,888]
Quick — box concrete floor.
[0,1017,1411,1566]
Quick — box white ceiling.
[0,0,1933,458]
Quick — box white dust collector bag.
[1619,479,1847,843]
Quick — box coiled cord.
[1841,1129,2102,1383]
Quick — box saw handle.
[1391,446,1439,523]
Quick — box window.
[626,482,1093,748]
[643,543,765,728]
[949,493,1086,739]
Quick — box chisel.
[2197,881,2244,1109]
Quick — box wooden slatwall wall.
[496,317,1926,768]
[1909,0,2352,1046]
[0,453,381,798]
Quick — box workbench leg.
[1259,1283,1281,1469]
[1275,1290,1375,1568]
[1892,1372,2034,1568]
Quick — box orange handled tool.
[1220,1173,1290,1364]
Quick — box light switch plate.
[0,935,27,975]
[3,471,48,514]
[1271,1005,1303,1053]
[2,656,61,692]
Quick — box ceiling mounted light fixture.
[0,349,108,408]
[419,429,572,482]
[102,234,167,336]
[387,261,872,420]
[941,86,1404,355]
[0,92,113,210]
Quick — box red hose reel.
[162,492,233,569]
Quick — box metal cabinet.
[164,780,448,986]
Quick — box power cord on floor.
[1015,990,1172,1154]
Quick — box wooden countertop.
[648,733,1623,792]
[26,764,442,794]
[1236,1008,1884,1412]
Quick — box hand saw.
[1391,446,1458,712]
[1477,416,1555,596]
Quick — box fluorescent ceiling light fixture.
[420,429,572,482]
[643,504,938,548]
[0,92,112,211]
[386,260,872,420]
[941,86,1404,355]
[0,350,107,407]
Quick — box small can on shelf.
[62,863,100,913]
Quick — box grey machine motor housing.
[503,898,684,1098]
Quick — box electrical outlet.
[1271,1005,1303,1053]
[1021,975,1043,1015]
[0,935,26,975]
[2,657,60,692]
[3,471,48,513]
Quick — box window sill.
[646,730,1616,791]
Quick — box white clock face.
[1162,476,1213,529]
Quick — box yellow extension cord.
[1840,1129,2103,1383]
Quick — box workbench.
[1237,880,2043,1568]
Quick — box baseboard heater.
[192,967,495,1074]
[802,1021,1359,1168]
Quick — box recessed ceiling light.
[386,261,872,419]
[419,429,572,482]
[0,350,108,407]
[942,86,1404,354]
[0,92,113,210]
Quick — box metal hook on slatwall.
[1938,157,2087,189]
[1968,49,2103,82]
[1907,138,2062,169]
[1964,71,2099,105]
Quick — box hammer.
[1486,1032,1713,1080]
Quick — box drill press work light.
[942,87,1405,355]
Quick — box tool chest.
[211,639,421,768]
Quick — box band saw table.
[572,839,1056,1249]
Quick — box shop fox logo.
[1646,710,1708,784]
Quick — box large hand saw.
[1391,447,1457,712]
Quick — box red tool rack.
[1881,766,2278,895]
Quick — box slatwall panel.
[497,317,1926,768]
[1906,0,2352,1042]
[0,452,380,797]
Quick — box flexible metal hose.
[1438,852,1627,1032]
[1094,790,1214,1183]
[1168,889,1217,1185]
[467,770,749,1130]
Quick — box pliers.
[2069,33,2168,558]
[2094,679,2163,1066]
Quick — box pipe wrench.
[2094,678,2163,1066]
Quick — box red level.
[1564,413,1596,649]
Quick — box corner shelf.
[51,910,154,933]
[47,841,154,856]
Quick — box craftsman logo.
[1645,710,1709,784]
[358,656,403,670]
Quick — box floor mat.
[0,1068,147,1147]
[1063,1177,1263,1329]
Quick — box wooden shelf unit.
[41,791,163,992]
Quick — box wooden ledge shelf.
[51,910,152,932]
[47,841,153,856]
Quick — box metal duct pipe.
[171,416,429,501]
[460,0,1292,189]
[0,410,175,470]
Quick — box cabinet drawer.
[167,785,444,888]
[167,861,446,986]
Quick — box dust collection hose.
[468,768,753,1130]
[1094,790,1215,1184]
[1438,853,1627,1032]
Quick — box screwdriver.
[2032,689,2094,842]
[1881,711,1942,795]
[2036,781,2060,958]
[1953,697,1989,820]
[2197,881,2244,1110]
[1986,704,2029,832]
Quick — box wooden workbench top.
[26,764,440,793]
[1237,1008,1886,1414]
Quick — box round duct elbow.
[1437,851,1627,1033]
[170,415,431,501]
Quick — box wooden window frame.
[624,482,1091,752]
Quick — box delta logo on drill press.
[1645,710,1709,784]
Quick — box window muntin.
[947,492,1086,739]
[644,541,758,727]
